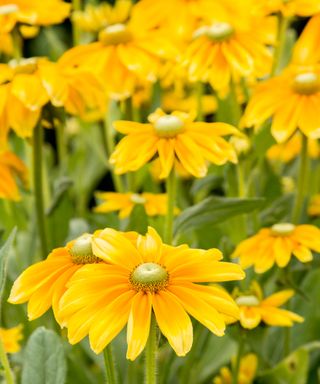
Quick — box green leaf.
[190,174,223,196]
[0,227,17,315]
[174,196,265,235]
[21,327,67,384]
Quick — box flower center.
[0,4,19,15]
[99,23,133,46]
[207,22,234,42]
[292,72,320,95]
[69,234,101,264]
[271,223,295,236]
[9,58,38,75]
[130,193,146,204]
[154,115,185,138]
[235,295,260,307]
[130,262,169,293]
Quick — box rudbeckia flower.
[8,234,103,324]
[183,0,276,92]
[308,194,320,217]
[267,133,319,163]
[60,0,176,100]
[0,151,28,201]
[213,353,258,384]
[59,227,245,359]
[234,282,303,329]
[110,108,239,178]
[231,223,320,273]
[0,325,23,353]
[94,192,179,218]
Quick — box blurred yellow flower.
[0,150,28,201]
[94,192,179,218]
[257,0,320,17]
[110,108,239,178]
[213,353,258,384]
[232,223,320,273]
[308,194,320,216]
[234,282,303,329]
[0,325,23,353]
[183,0,276,92]
[59,227,244,359]
[267,134,319,163]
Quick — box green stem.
[164,170,176,244]
[72,0,81,45]
[229,79,242,126]
[291,134,308,224]
[103,345,118,384]
[0,337,15,384]
[55,121,67,171]
[237,161,246,198]
[33,123,49,259]
[145,315,157,384]
[271,14,289,76]
[232,330,245,384]
[12,27,22,60]
[196,82,204,121]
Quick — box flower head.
[0,325,23,353]
[94,192,179,218]
[233,282,303,329]
[110,108,239,178]
[59,227,245,359]
[232,223,320,273]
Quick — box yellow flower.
[232,223,320,273]
[8,234,103,324]
[242,16,320,143]
[59,227,245,359]
[61,0,176,100]
[234,282,303,329]
[257,0,320,17]
[0,151,28,201]
[213,353,258,384]
[94,192,179,219]
[308,194,320,216]
[110,108,239,178]
[267,133,319,163]
[0,325,23,353]
[183,0,276,92]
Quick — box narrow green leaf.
[22,327,67,384]
[190,174,223,196]
[174,197,265,235]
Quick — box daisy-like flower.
[94,192,179,219]
[231,223,320,273]
[308,194,320,217]
[60,0,176,100]
[0,325,23,353]
[110,108,239,178]
[233,282,303,329]
[183,0,276,92]
[0,151,28,201]
[213,353,258,384]
[242,15,320,143]
[267,133,319,163]
[58,227,245,359]
[257,0,320,17]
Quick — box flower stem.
[271,14,289,76]
[103,344,118,384]
[145,315,157,384]
[72,0,81,45]
[0,337,15,384]
[232,329,245,384]
[291,134,309,224]
[164,170,176,244]
[33,123,49,259]
[196,82,204,121]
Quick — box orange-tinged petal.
[137,226,162,263]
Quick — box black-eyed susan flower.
[0,325,23,353]
[0,150,28,201]
[233,282,303,329]
[183,0,276,93]
[232,223,320,273]
[58,227,245,359]
[308,194,320,217]
[94,192,179,218]
[213,353,258,384]
[267,133,319,163]
[60,0,176,100]
[110,108,239,178]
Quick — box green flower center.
[292,72,320,95]
[69,235,101,264]
[130,193,147,204]
[130,262,169,293]
[154,115,185,138]
[207,22,234,42]
[0,4,19,15]
[271,223,295,236]
[99,23,133,46]
[235,295,260,307]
